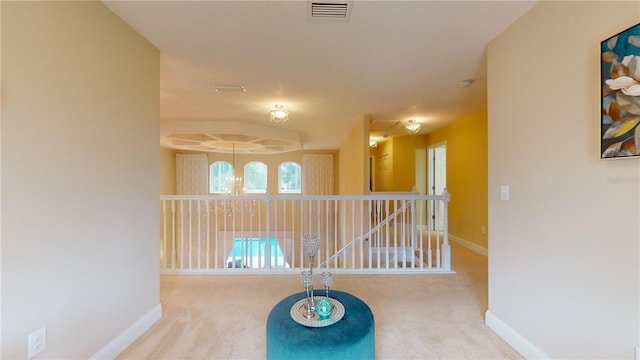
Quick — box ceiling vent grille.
[309,1,352,21]
[213,85,246,93]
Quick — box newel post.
[441,188,451,271]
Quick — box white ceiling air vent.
[309,1,352,21]
[213,85,246,93]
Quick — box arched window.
[209,161,233,193]
[244,161,267,193]
[278,161,301,194]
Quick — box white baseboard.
[485,310,550,360]
[449,234,488,256]
[90,303,162,360]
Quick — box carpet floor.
[117,243,522,359]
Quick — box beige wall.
[488,1,639,358]
[1,2,160,358]
[427,110,488,249]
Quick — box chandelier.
[404,120,421,134]
[218,142,257,218]
[225,142,244,195]
[270,104,289,123]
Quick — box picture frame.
[601,22,640,159]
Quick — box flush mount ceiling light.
[404,120,421,134]
[369,140,377,148]
[270,104,289,123]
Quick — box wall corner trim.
[90,303,162,360]
[449,234,488,256]
[485,310,551,360]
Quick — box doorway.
[428,143,447,228]
[376,154,391,192]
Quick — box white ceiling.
[104,0,537,153]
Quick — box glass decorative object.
[302,235,320,310]
[300,271,314,319]
[321,271,333,298]
[315,298,333,320]
[292,235,339,326]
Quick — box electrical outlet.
[28,327,46,359]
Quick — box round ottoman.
[266,290,375,360]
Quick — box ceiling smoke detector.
[309,1,352,21]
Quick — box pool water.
[227,238,289,268]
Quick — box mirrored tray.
[290,296,345,327]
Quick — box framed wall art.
[601,22,640,159]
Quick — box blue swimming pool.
[231,238,284,257]
[227,238,288,268]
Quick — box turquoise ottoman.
[266,290,375,360]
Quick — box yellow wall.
[160,148,176,195]
[375,139,393,191]
[372,135,420,193]
[338,115,369,195]
[391,135,418,192]
[2,2,160,358]
[427,110,488,249]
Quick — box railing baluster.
[359,199,364,270]
[315,198,321,266]
[159,192,451,274]
[197,200,201,270]
[180,200,185,270]
[418,199,423,269]
[187,199,193,270]
[214,199,219,269]
[162,200,167,270]
[206,200,210,270]
[171,200,176,269]
[333,199,338,269]
[385,199,389,270]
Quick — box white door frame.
[427,142,447,229]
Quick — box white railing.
[159,190,451,274]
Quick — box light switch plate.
[500,185,510,201]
